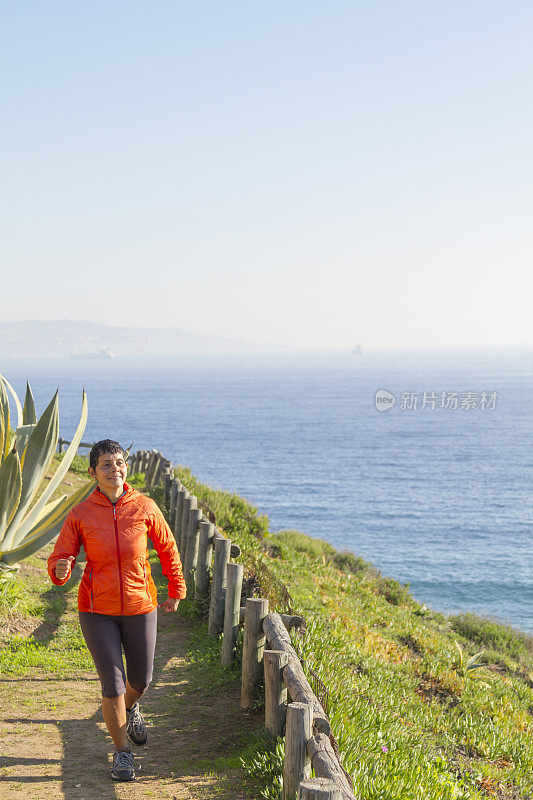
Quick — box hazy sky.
[2,1,532,349]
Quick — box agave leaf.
[25,494,67,532]
[23,382,37,425]
[0,480,93,566]
[11,491,70,551]
[466,651,486,671]
[0,401,4,468]
[2,392,59,551]
[0,449,22,541]
[14,423,37,468]
[2,375,23,430]
[453,640,464,668]
[0,378,10,464]
[13,390,88,548]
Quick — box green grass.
[173,466,533,800]
[0,621,93,674]
[240,735,284,800]
[0,555,94,675]
[0,567,46,618]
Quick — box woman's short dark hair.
[89,439,125,471]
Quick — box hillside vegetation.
[174,465,533,800]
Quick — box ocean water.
[2,349,531,633]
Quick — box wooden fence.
[57,437,95,454]
[129,448,357,800]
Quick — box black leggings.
[79,610,157,698]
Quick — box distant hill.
[0,320,267,358]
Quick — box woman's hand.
[159,596,180,613]
[55,556,75,580]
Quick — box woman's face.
[89,451,127,495]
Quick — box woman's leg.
[124,679,144,711]
[101,696,128,749]
[118,610,158,745]
[79,612,129,749]
[120,609,158,700]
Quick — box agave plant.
[452,641,493,690]
[0,375,92,572]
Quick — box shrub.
[332,550,370,575]
[374,575,413,606]
[273,530,336,562]
[449,613,533,665]
[226,496,269,540]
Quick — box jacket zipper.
[143,563,151,599]
[89,568,93,612]
[113,506,124,615]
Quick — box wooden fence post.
[283,702,313,800]
[208,537,231,634]
[241,597,269,710]
[169,480,179,523]
[298,778,341,800]
[163,467,172,505]
[152,455,165,487]
[221,563,243,666]
[141,450,149,473]
[262,613,330,735]
[180,495,197,555]
[196,520,213,597]
[145,450,159,487]
[144,450,154,486]
[174,487,189,543]
[184,507,202,589]
[264,650,289,737]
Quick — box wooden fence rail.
[128,448,356,800]
[57,437,94,454]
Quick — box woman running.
[48,439,186,781]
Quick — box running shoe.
[126,701,148,746]
[110,748,138,781]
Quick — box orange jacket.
[48,483,186,615]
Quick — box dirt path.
[0,607,262,800]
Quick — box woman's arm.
[47,512,82,585]
[147,506,187,602]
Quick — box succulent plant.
[0,375,91,571]
[452,640,493,690]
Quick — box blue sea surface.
[2,348,531,633]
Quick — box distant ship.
[352,343,363,355]
[70,348,114,360]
